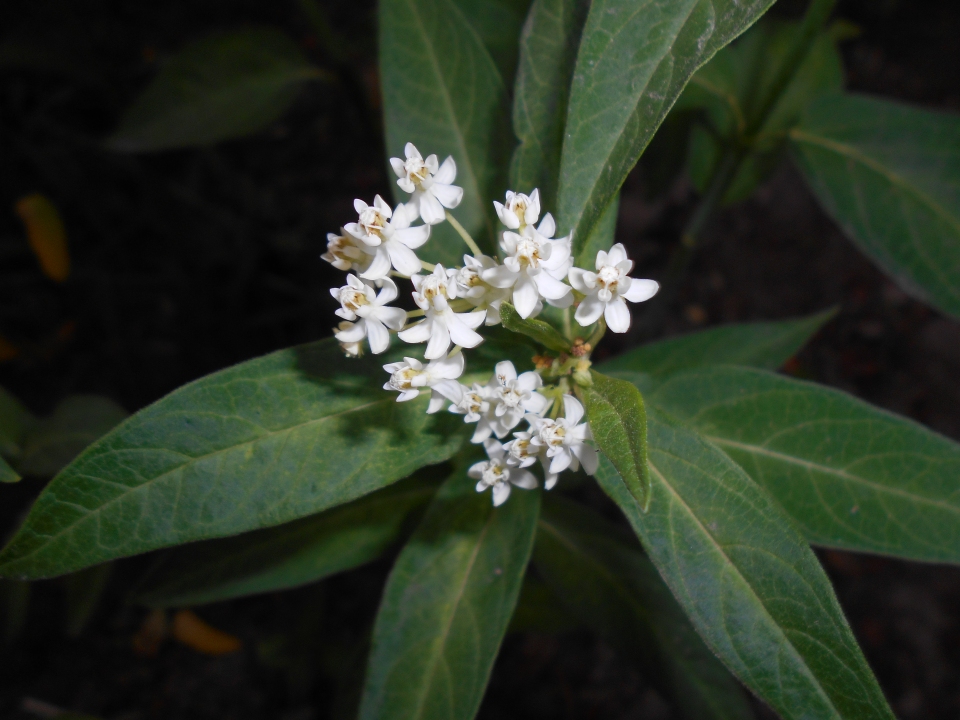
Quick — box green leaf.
[0,339,465,580]
[598,309,835,377]
[107,28,323,152]
[359,473,539,720]
[595,411,895,720]
[648,365,960,564]
[0,458,17,484]
[380,0,512,266]
[790,93,960,318]
[535,496,754,720]
[17,395,128,478]
[509,0,590,205]
[454,0,532,84]
[507,573,579,634]
[683,21,843,204]
[0,386,33,482]
[581,371,650,511]
[136,475,439,607]
[499,302,571,352]
[575,191,619,270]
[556,0,776,251]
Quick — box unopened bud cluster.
[323,143,658,503]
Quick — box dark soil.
[1,1,959,718]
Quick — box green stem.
[562,307,572,340]
[445,211,484,258]
[586,318,606,350]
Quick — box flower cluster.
[323,143,658,504]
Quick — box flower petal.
[398,320,431,344]
[432,182,463,209]
[567,267,596,293]
[424,320,451,359]
[623,278,660,303]
[513,275,540,318]
[482,264,519,289]
[604,296,631,333]
[359,248,393,281]
[393,224,431,250]
[574,295,605,326]
[376,306,407,331]
[419,193,446,225]
[447,314,484,348]
[492,482,511,506]
[494,360,517,383]
[366,319,390,354]
[434,156,457,185]
[573,443,599,475]
[563,394,585,425]
[335,321,366,343]
[536,212,555,238]
[534,271,572,301]
[387,241,423,277]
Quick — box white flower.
[390,143,464,225]
[469,439,538,506]
[449,360,550,443]
[331,276,406,355]
[568,243,659,333]
[321,229,370,274]
[383,352,464,412]
[451,254,509,325]
[344,197,431,280]
[494,189,541,233]
[528,395,598,489]
[482,211,573,319]
[335,321,363,357]
[398,264,485,359]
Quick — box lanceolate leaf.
[359,474,539,720]
[107,28,324,152]
[0,340,465,580]
[598,309,835,377]
[136,476,439,608]
[595,412,895,720]
[790,93,960,318]
[380,0,512,265]
[454,0,532,85]
[648,365,960,564]
[509,0,590,204]
[0,458,17,484]
[499,302,571,352]
[581,371,650,510]
[535,496,754,720]
[557,0,776,250]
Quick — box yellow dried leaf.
[15,194,70,282]
[172,609,242,656]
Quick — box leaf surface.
[535,496,754,720]
[599,309,834,377]
[581,371,650,510]
[557,0,777,250]
[0,340,464,580]
[380,0,512,266]
[648,365,960,563]
[359,474,539,720]
[790,93,960,318]
[136,476,439,607]
[499,303,571,352]
[595,411,894,720]
[107,28,322,152]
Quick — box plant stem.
[640,0,836,338]
[405,308,425,318]
[562,307,573,340]
[586,318,606,350]
[445,211,484,257]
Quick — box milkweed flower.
[398,264,485,359]
[470,439,538,506]
[331,276,407,354]
[528,394,598,489]
[334,321,363,357]
[494,189,541,233]
[483,196,573,319]
[450,255,508,325]
[568,243,659,332]
[383,352,464,412]
[390,143,463,225]
[322,229,370,274]
[344,197,431,280]
[449,360,549,442]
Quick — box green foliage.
[17,395,128,479]
[499,302,571,352]
[681,20,843,204]
[0,386,33,483]
[648,365,960,563]
[535,496,754,720]
[556,0,777,252]
[0,340,465,580]
[595,412,895,720]
[599,309,835,377]
[791,93,960,318]
[136,475,439,607]
[509,0,590,203]
[380,0,515,265]
[358,473,539,720]
[107,28,323,152]
[581,371,650,511]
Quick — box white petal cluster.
[321,147,663,505]
[569,243,659,332]
[470,439,538,507]
[391,143,464,225]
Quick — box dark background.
[1,0,959,718]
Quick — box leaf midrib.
[0,395,400,569]
[706,435,960,516]
[646,456,844,718]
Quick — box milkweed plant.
[3,0,960,718]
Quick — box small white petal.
[575,295,605,326]
[567,267,595,293]
[398,320,431,344]
[623,278,660,303]
[393,224,431,249]
[511,470,538,489]
[605,297,631,333]
[447,315,483,348]
[387,242,423,277]
[432,182,463,209]
[366,319,390,354]
[563,395,585,425]
[360,248,393,280]
[434,156,457,185]
[492,483,512,506]
[482,265,518,289]
[574,444,599,475]
[424,321,451,359]
[513,276,540,318]
[420,193,446,224]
